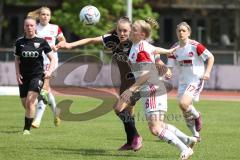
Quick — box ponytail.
[27,9,40,21]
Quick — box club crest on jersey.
[34,43,40,48]
[38,80,43,87]
[188,52,194,57]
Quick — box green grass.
[0,96,240,160]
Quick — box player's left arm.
[45,52,56,78]
[155,46,176,56]
[203,52,214,80]
[154,54,171,77]
[53,26,66,52]
[197,43,215,80]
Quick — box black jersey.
[102,33,135,93]
[14,36,52,78]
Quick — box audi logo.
[22,51,39,58]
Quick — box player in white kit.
[119,19,197,160]
[28,7,66,128]
[166,22,214,143]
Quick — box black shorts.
[19,75,44,98]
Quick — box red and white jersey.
[167,39,212,84]
[129,40,168,113]
[129,40,156,64]
[36,23,63,48]
[129,40,157,83]
[36,23,63,67]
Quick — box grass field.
[0,95,240,160]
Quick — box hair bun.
[145,17,159,29]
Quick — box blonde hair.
[133,17,159,40]
[27,6,51,21]
[176,21,191,33]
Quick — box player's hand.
[44,71,52,79]
[121,89,133,103]
[56,41,66,49]
[156,64,168,76]
[51,45,58,52]
[56,41,72,49]
[202,72,210,80]
[165,68,172,79]
[16,73,23,85]
[168,46,178,57]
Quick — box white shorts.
[178,79,204,102]
[43,52,58,77]
[43,52,59,71]
[141,92,168,117]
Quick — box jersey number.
[186,85,196,92]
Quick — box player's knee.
[114,100,129,113]
[149,126,159,136]
[116,109,132,123]
[179,100,189,111]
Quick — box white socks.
[166,124,190,145]
[48,92,57,117]
[34,100,46,124]
[158,128,188,152]
[187,105,199,119]
[183,105,200,137]
[34,92,57,125]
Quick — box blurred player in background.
[14,17,55,135]
[166,21,214,144]
[119,19,197,160]
[28,6,66,128]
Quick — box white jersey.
[129,40,157,85]
[129,40,168,113]
[167,39,211,85]
[36,23,63,69]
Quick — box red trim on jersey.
[159,129,166,140]
[149,84,156,109]
[182,60,192,64]
[196,43,206,56]
[44,37,52,41]
[57,26,63,35]
[168,55,176,59]
[136,51,152,62]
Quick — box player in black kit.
[14,17,56,135]
[57,17,143,151]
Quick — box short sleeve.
[136,51,152,63]
[102,34,119,49]
[196,43,206,56]
[14,40,20,57]
[57,26,64,37]
[42,39,52,55]
[200,49,212,61]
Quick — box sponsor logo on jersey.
[34,43,40,48]
[22,51,39,58]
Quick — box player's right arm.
[14,56,23,85]
[14,41,23,85]
[57,36,102,49]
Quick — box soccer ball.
[79,5,100,25]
